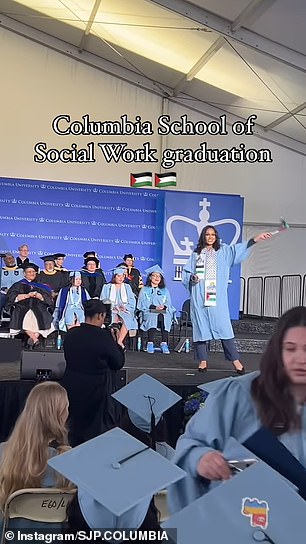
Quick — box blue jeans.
[194,338,239,362]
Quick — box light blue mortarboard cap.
[145,264,164,275]
[111,267,127,276]
[112,374,181,433]
[69,270,81,278]
[163,461,306,543]
[47,427,185,518]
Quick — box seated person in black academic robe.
[37,255,69,300]
[5,262,55,347]
[16,243,30,268]
[81,257,106,298]
[62,299,125,446]
[53,252,68,272]
[121,254,143,297]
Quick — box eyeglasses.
[151,273,161,278]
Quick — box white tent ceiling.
[1,0,306,155]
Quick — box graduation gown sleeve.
[168,372,260,513]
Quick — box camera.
[101,299,112,327]
[109,322,122,331]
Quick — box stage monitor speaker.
[21,350,66,381]
[0,338,23,364]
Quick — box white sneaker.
[160,342,170,354]
[147,341,155,354]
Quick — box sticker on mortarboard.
[241,497,269,529]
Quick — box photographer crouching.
[62,299,125,446]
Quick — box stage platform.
[0,348,261,384]
[0,317,269,445]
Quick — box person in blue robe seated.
[0,381,71,531]
[81,256,106,299]
[1,253,23,313]
[137,265,175,354]
[5,262,55,348]
[168,306,306,513]
[53,271,90,332]
[182,225,272,372]
[101,268,138,348]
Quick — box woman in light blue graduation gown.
[101,268,137,347]
[137,265,176,353]
[53,272,90,331]
[169,306,306,513]
[182,225,271,371]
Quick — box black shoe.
[198,365,208,372]
[232,364,245,375]
[27,338,34,349]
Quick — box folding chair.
[1,487,77,544]
[154,489,170,522]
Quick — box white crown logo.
[63,235,69,241]
[166,197,241,265]
[39,217,45,222]
[140,256,146,261]
[11,199,17,204]
[142,224,147,229]
[114,239,120,244]
[65,202,70,207]
[91,220,96,226]
[41,184,46,189]
[93,188,98,193]
[10,232,16,237]
[116,206,121,211]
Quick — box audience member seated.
[53,271,90,331]
[16,243,30,269]
[1,253,23,314]
[121,254,143,297]
[37,255,69,300]
[62,299,125,446]
[168,306,306,514]
[0,382,71,528]
[81,257,106,298]
[101,268,138,348]
[5,262,55,348]
[137,265,175,354]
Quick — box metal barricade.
[281,275,302,314]
[263,276,281,318]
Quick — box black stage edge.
[0,348,261,384]
[0,345,261,446]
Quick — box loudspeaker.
[0,338,23,364]
[21,350,66,380]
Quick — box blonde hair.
[0,381,70,510]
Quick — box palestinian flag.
[155,172,177,188]
[130,172,152,188]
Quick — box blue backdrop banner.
[0,178,165,279]
[0,178,243,317]
[162,191,244,319]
